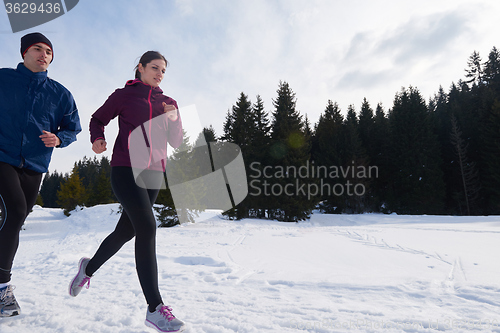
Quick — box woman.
[69,51,184,333]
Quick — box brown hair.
[134,51,168,79]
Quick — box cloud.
[336,10,471,92]
[336,69,396,90]
[375,11,469,64]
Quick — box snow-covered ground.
[2,204,500,333]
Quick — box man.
[0,32,81,317]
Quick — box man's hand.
[163,102,178,121]
[92,139,107,154]
[40,130,61,148]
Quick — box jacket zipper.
[147,87,153,168]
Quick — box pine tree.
[76,156,100,206]
[39,170,65,207]
[343,105,365,162]
[191,127,216,180]
[245,95,272,218]
[221,93,254,219]
[370,103,390,211]
[220,93,274,220]
[202,126,217,142]
[35,193,44,206]
[252,95,271,142]
[268,81,313,221]
[481,100,500,213]
[157,129,202,226]
[221,93,252,147]
[465,51,484,86]
[450,115,481,215]
[454,66,491,213]
[312,100,344,213]
[483,46,500,92]
[155,187,178,227]
[313,100,344,166]
[387,87,445,214]
[94,157,114,205]
[358,98,375,160]
[432,85,458,213]
[57,166,87,216]
[342,104,370,213]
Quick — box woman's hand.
[92,139,107,154]
[163,102,178,121]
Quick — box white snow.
[2,204,500,332]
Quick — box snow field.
[1,204,500,332]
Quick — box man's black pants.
[0,162,43,283]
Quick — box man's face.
[23,43,53,73]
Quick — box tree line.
[221,46,500,220]
[41,46,500,221]
[39,156,115,216]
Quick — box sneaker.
[145,304,185,332]
[68,257,91,297]
[0,285,21,317]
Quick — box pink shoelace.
[159,305,175,322]
[78,276,91,289]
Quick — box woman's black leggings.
[85,166,163,310]
[0,162,43,283]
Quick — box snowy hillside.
[1,204,500,332]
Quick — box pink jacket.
[89,79,182,170]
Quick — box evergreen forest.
[42,47,500,222]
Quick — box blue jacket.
[0,63,82,173]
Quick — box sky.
[1,0,500,175]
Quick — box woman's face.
[138,59,166,87]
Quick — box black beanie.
[20,32,53,62]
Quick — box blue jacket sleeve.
[55,93,82,148]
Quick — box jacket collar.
[17,63,48,80]
[125,78,163,94]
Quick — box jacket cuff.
[92,137,105,143]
